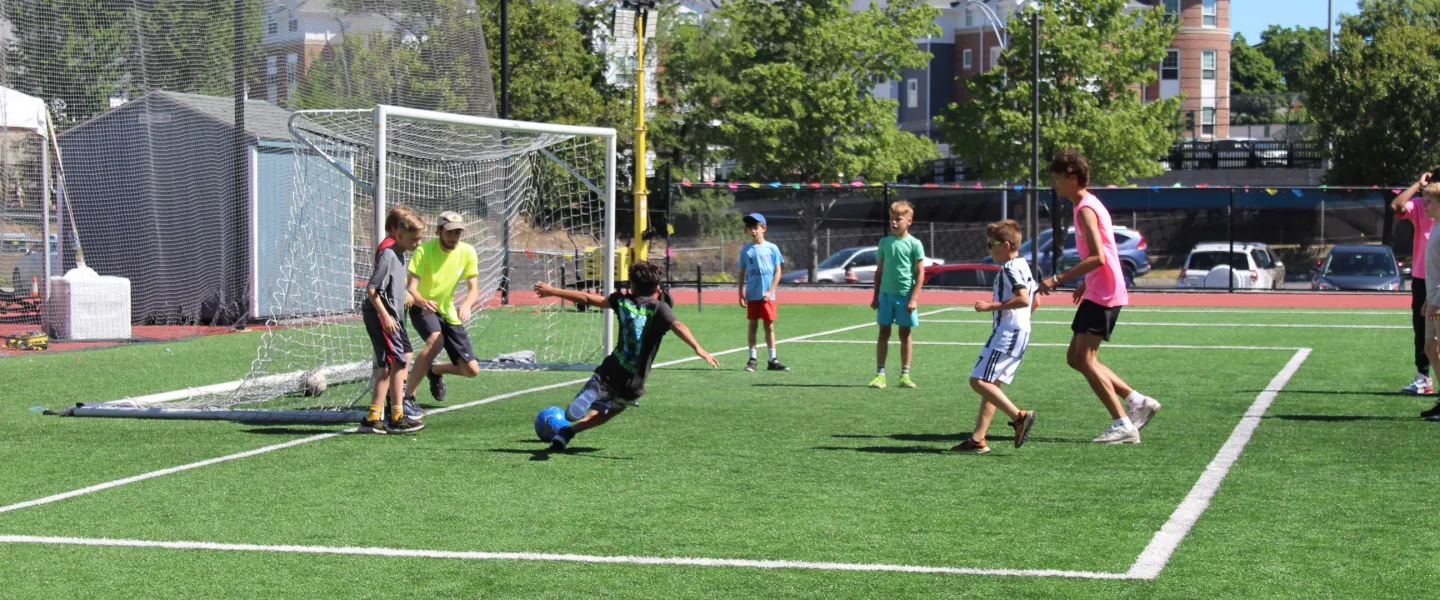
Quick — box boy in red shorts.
[736,213,789,372]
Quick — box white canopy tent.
[0,85,58,299]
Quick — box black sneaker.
[357,418,388,434]
[744,358,758,372]
[767,360,790,372]
[428,371,446,402]
[550,426,574,451]
[388,416,426,434]
[1422,402,1440,420]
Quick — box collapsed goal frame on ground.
[71,105,619,423]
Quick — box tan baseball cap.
[438,211,466,231]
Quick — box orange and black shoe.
[951,437,990,454]
[1010,410,1036,449]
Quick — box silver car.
[779,246,942,284]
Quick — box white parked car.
[1177,242,1287,290]
[779,246,943,284]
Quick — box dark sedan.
[1311,245,1403,291]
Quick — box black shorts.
[363,309,412,366]
[410,307,477,365]
[1072,300,1122,342]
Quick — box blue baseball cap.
[743,213,767,226]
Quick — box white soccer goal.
[72,106,617,422]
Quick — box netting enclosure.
[73,105,617,422]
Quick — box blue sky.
[1231,0,1360,42]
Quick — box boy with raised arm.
[536,261,720,450]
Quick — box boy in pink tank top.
[1036,151,1160,445]
[1391,172,1435,396]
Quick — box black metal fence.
[661,183,1405,293]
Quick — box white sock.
[768,348,777,361]
[1125,391,1145,409]
[749,349,757,360]
[1114,416,1134,429]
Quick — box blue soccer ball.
[535,406,567,442]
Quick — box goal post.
[70,106,619,422]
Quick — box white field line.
[1126,348,1312,580]
[0,535,1133,580]
[1122,309,1407,316]
[792,340,1305,351]
[0,308,960,516]
[927,319,1406,330]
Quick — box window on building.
[1202,107,1216,137]
[906,79,918,109]
[1162,50,1179,80]
[266,56,278,104]
[1202,50,1216,80]
[267,18,277,34]
[963,49,973,70]
[1202,0,1217,27]
[965,7,973,27]
[1164,0,1179,19]
[286,54,298,100]
[289,17,299,32]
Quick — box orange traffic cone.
[30,276,38,297]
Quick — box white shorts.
[971,348,1024,385]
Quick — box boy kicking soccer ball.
[534,261,720,450]
[358,206,427,434]
[953,220,1036,454]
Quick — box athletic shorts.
[410,307,477,365]
[747,300,778,322]
[363,309,412,366]
[971,347,1024,385]
[876,292,919,328]
[567,375,636,421]
[1071,299,1121,342]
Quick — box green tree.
[1255,25,1328,92]
[5,0,260,126]
[658,0,940,279]
[1231,33,1285,95]
[938,0,1179,186]
[1230,33,1287,128]
[294,0,496,115]
[1345,0,1440,37]
[1305,19,1440,185]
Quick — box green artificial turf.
[1,304,1436,599]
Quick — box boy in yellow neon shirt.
[405,211,482,409]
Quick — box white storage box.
[47,266,132,340]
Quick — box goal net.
[73,106,616,422]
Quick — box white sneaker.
[1093,423,1140,444]
[1128,397,1163,431]
[1401,374,1434,395]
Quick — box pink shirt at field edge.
[1074,190,1129,307]
[1400,198,1434,277]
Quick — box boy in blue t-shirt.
[736,213,790,372]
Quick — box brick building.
[935,0,1231,145]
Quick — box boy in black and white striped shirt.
[953,220,1038,454]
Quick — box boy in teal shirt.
[869,200,926,389]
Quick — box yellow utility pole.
[631,9,650,263]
